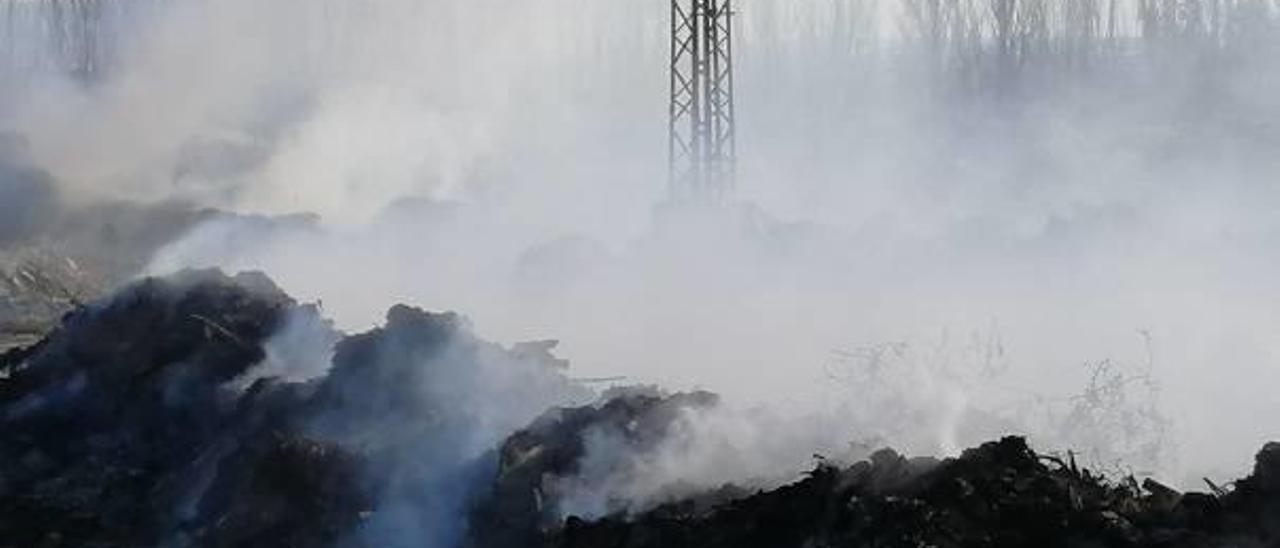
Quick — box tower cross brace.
[669,0,737,203]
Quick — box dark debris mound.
[0,268,587,548]
[0,269,365,548]
[550,437,1280,548]
[469,388,720,548]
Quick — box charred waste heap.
[1,270,1279,548]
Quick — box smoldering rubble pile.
[479,405,1280,547]
[540,438,1280,548]
[470,388,727,548]
[0,270,357,547]
[2,270,1279,548]
[0,268,587,547]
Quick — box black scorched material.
[547,438,1280,548]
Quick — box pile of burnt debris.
[480,400,1280,548]
[0,269,583,547]
[1,270,1278,548]
[538,438,1280,548]
[0,270,359,547]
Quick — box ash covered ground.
[2,270,1278,548]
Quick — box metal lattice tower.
[669,0,736,203]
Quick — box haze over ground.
[3,0,1280,488]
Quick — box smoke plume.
[4,0,1280,501]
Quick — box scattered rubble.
[0,250,104,353]
[0,202,214,354]
[0,134,312,352]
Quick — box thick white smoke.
[5,0,1280,499]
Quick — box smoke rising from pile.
[4,0,1280,493]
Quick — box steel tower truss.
[669,0,736,202]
